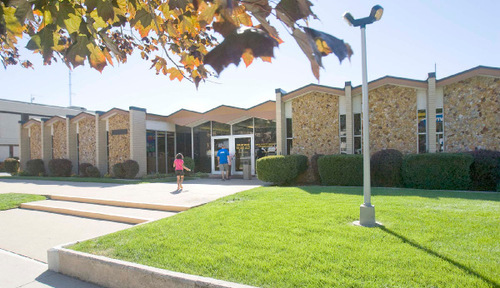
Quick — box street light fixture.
[344,5,383,227]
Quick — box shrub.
[256,155,307,185]
[402,153,473,190]
[371,149,404,187]
[112,163,126,178]
[467,149,500,191]
[183,157,195,172]
[0,162,4,172]
[48,159,72,177]
[25,159,45,176]
[318,154,363,186]
[79,163,94,177]
[4,158,20,175]
[86,166,101,178]
[123,160,140,179]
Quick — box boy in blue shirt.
[217,144,229,181]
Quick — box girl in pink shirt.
[173,153,191,191]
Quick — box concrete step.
[20,200,178,224]
[48,195,190,212]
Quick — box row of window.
[286,108,445,154]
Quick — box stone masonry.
[30,123,42,160]
[78,117,96,165]
[108,113,130,170]
[444,76,500,152]
[52,121,67,159]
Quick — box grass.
[70,186,500,288]
[0,175,187,184]
[0,193,46,211]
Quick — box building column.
[95,112,108,175]
[129,106,147,177]
[345,82,354,154]
[66,116,78,175]
[275,88,286,155]
[41,119,52,171]
[427,73,437,153]
[19,121,29,171]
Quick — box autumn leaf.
[96,0,115,22]
[292,28,320,80]
[304,27,353,63]
[276,0,316,28]
[10,0,34,24]
[241,49,253,67]
[204,27,279,74]
[65,35,90,68]
[87,42,107,72]
[167,67,184,81]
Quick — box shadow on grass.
[379,226,499,287]
[296,186,500,202]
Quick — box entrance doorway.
[212,135,254,175]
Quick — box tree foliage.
[0,0,353,86]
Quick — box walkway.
[0,177,265,288]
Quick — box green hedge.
[4,158,19,175]
[25,159,45,176]
[402,153,473,190]
[371,149,404,187]
[256,155,308,185]
[183,157,195,173]
[468,149,500,191]
[48,159,72,177]
[318,154,363,186]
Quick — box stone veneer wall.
[108,113,130,169]
[30,124,42,160]
[78,117,96,165]
[443,76,500,152]
[291,91,340,182]
[368,85,418,154]
[52,121,67,159]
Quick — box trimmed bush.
[257,155,307,185]
[123,160,140,179]
[4,158,20,175]
[468,149,500,191]
[183,157,195,172]
[48,159,72,177]
[112,163,126,178]
[402,153,473,190]
[86,166,101,178]
[371,149,404,187]
[25,159,45,176]
[79,163,94,177]
[318,154,363,186]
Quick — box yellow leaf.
[167,67,184,81]
[198,2,218,23]
[242,49,253,67]
[315,38,332,55]
[261,56,272,63]
[4,7,24,37]
[87,43,107,72]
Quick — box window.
[255,118,276,154]
[436,108,444,152]
[233,118,253,135]
[339,114,347,154]
[286,118,293,155]
[354,113,362,154]
[211,121,230,136]
[418,109,426,153]
[193,122,211,173]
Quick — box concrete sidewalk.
[0,177,265,288]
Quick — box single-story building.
[18,66,500,180]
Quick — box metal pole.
[359,25,376,226]
[69,69,72,107]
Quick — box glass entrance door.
[212,135,254,175]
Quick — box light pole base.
[355,204,378,227]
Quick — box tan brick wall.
[108,113,130,169]
[78,117,96,165]
[30,124,42,160]
[52,121,67,159]
[444,76,500,152]
[368,85,418,154]
[291,92,340,182]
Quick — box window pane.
[167,132,175,173]
[233,118,253,135]
[354,113,361,136]
[340,115,346,137]
[354,136,361,154]
[340,137,347,154]
[418,109,426,134]
[418,134,426,153]
[212,121,230,136]
[286,118,293,138]
[193,122,212,173]
[436,109,443,133]
[255,118,276,151]
[175,125,192,159]
[436,134,444,152]
[146,130,156,174]
[286,139,293,155]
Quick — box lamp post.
[344,5,383,227]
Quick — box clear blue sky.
[1,0,499,116]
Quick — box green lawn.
[0,193,46,211]
[70,187,500,287]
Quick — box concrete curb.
[48,195,190,212]
[48,244,258,288]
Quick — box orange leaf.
[242,49,253,67]
[260,56,272,63]
[167,67,184,81]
